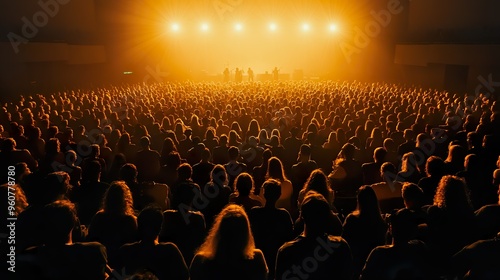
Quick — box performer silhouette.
[272,67,279,81]
[235,68,243,83]
[223,68,230,82]
[247,68,254,82]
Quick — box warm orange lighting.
[234,23,243,31]
[201,23,209,32]
[269,23,277,31]
[302,23,310,31]
[329,24,338,32]
[171,23,180,32]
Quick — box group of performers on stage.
[223,67,279,82]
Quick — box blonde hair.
[196,204,256,260]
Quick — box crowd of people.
[1,80,499,279]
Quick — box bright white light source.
[201,23,209,31]
[171,23,180,32]
[235,23,243,31]
[269,23,277,31]
[302,23,310,31]
[329,24,338,32]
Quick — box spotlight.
[171,23,180,32]
[329,24,338,32]
[302,23,310,31]
[201,23,209,32]
[269,23,277,31]
[235,23,243,31]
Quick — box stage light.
[201,23,209,32]
[329,24,338,32]
[234,23,243,31]
[302,23,310,31]
[269,23,277,31]
[171,23,180,32]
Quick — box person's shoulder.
[249,206,264,214]
[426,205,444,218]
[157,241,183,254]
[372,244,393,252]
[74,241,107,251]
[279,236,303,252]
[191,252,210,265]
[476,204,500,215]
[124,213,138,222]
[345,212,359,221]
[92,209,106,218]
[371,182,385,189]
[361,162,374,168]
[119,241,140,251]
[71,242,108,259]
[283,179,292,185]
[325,234,349,246]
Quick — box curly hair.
[302,169,332,202]
[102,181,135,216]
[433,175,472,212]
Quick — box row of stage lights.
[168,22,339,33]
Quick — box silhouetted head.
[401,182,424,209]
[197,204,256,260]
[302,169,331,205]
[210,164,228,186]
[301,191,333,236]
[373,147,387,163]
[177,163,193,181]
[140,136,151,148]
[355,185,382,219]
[425,156,445,177]
[267,157,286,181]
[434,175,472,214]
[228,146,240,161]
[262,179,281,205]
[389,208,418,244]
[235,173,254,197]
[138,206,163,241]
[42,200,78,245]
[102,181,135,216]
[120,163,138,183]
[83,160,101,182]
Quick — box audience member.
[342,185,387,278]
[275,192,353,280]
[88,181,138,267]
[118,206,189,280]
[190,204,268,280]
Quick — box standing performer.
[235,68,243,83]
[247,67,254,82]
[223,68,230,82]
[272,67,279,81]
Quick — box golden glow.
[171,23,180,32]
[119,1,367,79]
[329,23,338,32]
[201,23,209,32]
